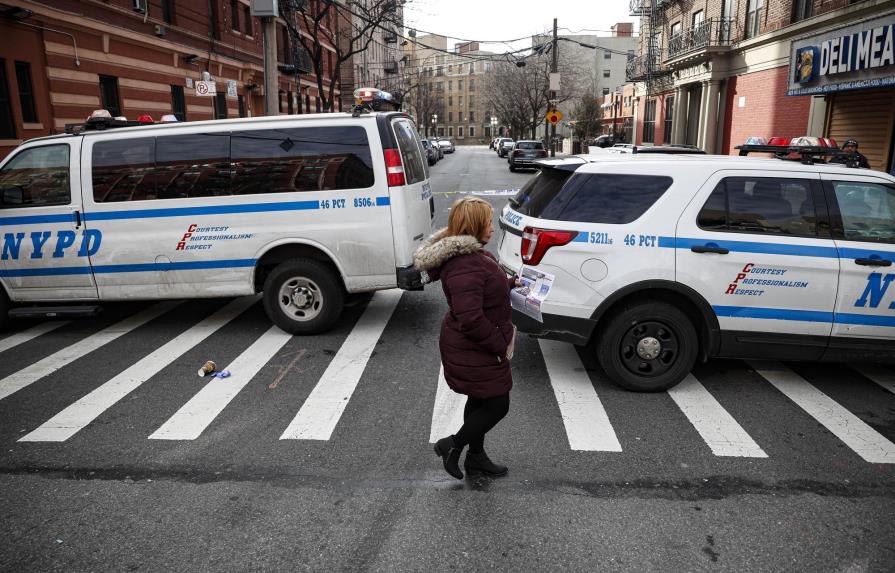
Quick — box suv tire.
[0,287,10,332]
[509,164,516,172]
[262,258,344,335]
[596,300,698,392]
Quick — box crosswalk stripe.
[149,322,292,440]
[0,302,180,403]
[0,321,70,355]
[429,364,466,443]
[667,374,768,458]
[750,360,895,464]
[20,297,259,442]
[538,339,622,452]
[280,289,403,441]
[852,365,895,396]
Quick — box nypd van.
[0,98,434,334]
[498,145,895,391]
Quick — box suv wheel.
[262,258,344,335]
[596,301,698,392]
[509,164,516,172]
[0,287,10,332]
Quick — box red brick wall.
[722,66,812,155]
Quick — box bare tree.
[484,59,551,140]
[410,81,444,137]
[280,0,405,112]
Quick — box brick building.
[0,0,343,161]
[627,0,895,173]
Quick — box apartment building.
[0,0,342,160]
[627,0,895,173]
[402,34,495,144]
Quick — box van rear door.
[384,116,433,272]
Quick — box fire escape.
[626,0,672,96]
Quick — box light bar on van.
[354,87,394,105]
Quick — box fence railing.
[666,18,734,60]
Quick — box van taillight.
[384,148,406,187]
[520,227,578,265]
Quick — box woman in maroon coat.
[414,196,519,480]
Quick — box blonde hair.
[446,196,493,241]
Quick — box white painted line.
[853,365,895,396]
[538,339,622,452]
[0,321,69,355]
[667,374,767,458]
[751,360,895,464]
[150,322,292,440]
[281,289,403,440]
[429,364,466,443]
[21,297,258,442]
[0,302,179,403]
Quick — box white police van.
[0,90,434,334]
[498,142,895,391]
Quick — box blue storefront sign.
[787,15,895,96]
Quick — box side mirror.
[1,186,24,205]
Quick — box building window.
[244,6,252,35]
[437,127,444,137]
[602,87,610,96]
[604,51,611,59]
[99,75,121,117]
[161,0,174,24]
[230,0,240,31]
[315,97,320,112]
[469,111,475,122]
[0,59,16,139]
[469,79,475,91]
[278,90,284,113]
[170,85,186,121]
[469,63,475,74]
[209,0,220,40]
[746,0,763,39]
[468,95,474,108]
[215,92,228,119]
[287,90,293,114]
[448,111,453,122]
[448,80,452,91]
[14,61,37,123]
[603,69,611,78]
[448,127,453,137]
[305,93,310,113]
[670,21,681,38]
[458,126,464,138]
[459,95,463,107]
[458,79,463,90]
[643,99,657,143]
[663,97,674,144]
[238,94,245,117]
[692,10,705,28]
[448,95,452,105]
[792,0,813,22]
[469,126,475,137]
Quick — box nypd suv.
[498,151,895,391]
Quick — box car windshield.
[509,166,577,216]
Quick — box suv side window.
[831,181,895,244]
[540,173,673,224]
[391,119,427,184]
[0,144,71,208]
[697,176,818,237]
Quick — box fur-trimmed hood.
[413,228,482,271]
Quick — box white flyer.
[510,267,555,322]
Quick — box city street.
[1,146,894,571]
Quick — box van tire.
[262,259,344,335]
[596,300,698,392]
[0,287,10,332]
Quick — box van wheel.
[596,301,698,392]
[262,259,344,335]
[0,288,10,332]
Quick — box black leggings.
[453,394,510,453]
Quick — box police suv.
[0,89,434,334]
[498,142,895,391]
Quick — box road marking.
[20,297,258,442]
[751,360,895,464]
[281,289,402,440]
[0,302,179,403]
[538,339,622,452]
[667,374,767,458]
[429,364,466,443]
[149,322,292,440]
[0,321,69,355]
[852,365,895,396]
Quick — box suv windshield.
[509,166,577,216]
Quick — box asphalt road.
[1,146,894,572]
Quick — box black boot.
[433,436,464,479]
[464,450,508,476]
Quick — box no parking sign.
[195,81,216,96]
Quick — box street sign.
[546,109,563,125]
[195,81,216,97]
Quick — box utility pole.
[262,15,278,115]
[550,18,558,157]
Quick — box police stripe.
[0,259,257,277]
[714,305,895,327]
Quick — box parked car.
[421,138,438,165]
[429,138,444,160]
[591,134,622,148]
[437,138,455,154]
[497,149,895,392]
[489,137,499,150]
[497,138,515,158]
[508,140,548,171]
